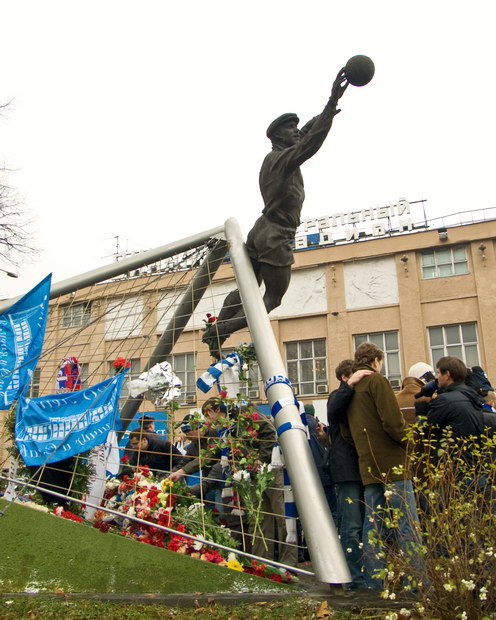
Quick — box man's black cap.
[266,113,300,139]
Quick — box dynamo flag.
[0,274,52,410]
[15,372,126,467]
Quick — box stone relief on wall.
[344,256,399,310]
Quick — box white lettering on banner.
[17,399,115,442]
[298,198,416,247]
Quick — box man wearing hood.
[396,362,435,424]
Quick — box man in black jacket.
[416,356,484,439]
[327,359,372,589]
[128,430,182,477]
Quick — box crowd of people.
[122,343,496,591]
[327,342,495,592]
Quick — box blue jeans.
[362,480,424,590]
[336,481,366,587]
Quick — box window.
[62,302,91,328]
[421,246,469,279]
[354,331,401,389]
[29,367,41,397]
[105,295,144,340]
[285,339,327,396]
[165,353,197,404]
[428,323,480,368]
[240,363,261,400]
[79,362,90,388]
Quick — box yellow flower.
[226,559,244,572]
[161,478,174,490]
[158,492,171,506]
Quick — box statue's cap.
[266,113,299,139]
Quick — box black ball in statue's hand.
[345,55,375,86]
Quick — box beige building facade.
[2,212,496,462]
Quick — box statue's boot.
[202,324,229,360]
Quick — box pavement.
[0,567,412,613]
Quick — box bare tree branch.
[0,100,39,268]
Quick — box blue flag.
[15,372,126,466]
[0,274,52,410]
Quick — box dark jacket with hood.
[326,382,362,485]
[425,382,484,438]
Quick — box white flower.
[399,609,411,618]
[187,503,203,515]
[461,579,475,591]
[259,463,273,474]
[479,586,488,601]
[443,583,456,592]
[233,469,251,482]
[192,540,203,551]
[384,613,398,620]
[389,592,396,600]
[228,552,237,562]
[460,612,468,620]
[384,489,393,499]
[346,548,352,554]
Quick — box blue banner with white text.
[15,372,126,466]
[0,274,52,410]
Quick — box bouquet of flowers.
[233,343,257,383]
[113,356,131,373]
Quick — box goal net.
[0,219,348,584]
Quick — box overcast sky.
[1,0,495,299]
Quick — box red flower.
[60,510,83,523]
[218,390,228,398]
[121,454,129,464]
[157,512,172,527]
[168,539,182,552]
[269,573,283,582]
[203,549,224,564]
[138,465,151,477]
[251,412,260,421]
[113,356,132,370]
[99,523,110,533]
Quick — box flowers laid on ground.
[59,465,295,584]
[53,505,83,522]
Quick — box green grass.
[0,501,295,594]
[0,598,379,619]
